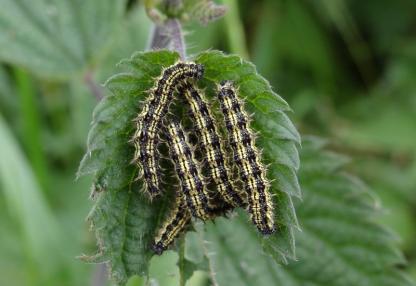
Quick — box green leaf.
[78,50,179,286]
[0,67,13,102]
[78,50,300,285]
[182,230,210,284]
[252,0,336,96]
[97,5,152,82]
[197,138,414,286]
[0,67,17,117]
[0,0,126,79]
[195,50,301,262]
[0,114,62,276]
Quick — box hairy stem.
[147,0,186,61]
[148,24,171,50]
[167,19,186,60]
[91,264,107,286]
[84,71,104,101]
[149,19,186,60]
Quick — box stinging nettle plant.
[77,1,413,286]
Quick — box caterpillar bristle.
[131,62,205,199]
[165,119,213,221]
[217,80,275,235]
[180,83,246,208]
[152,191,191,255]
[133,66,280,253]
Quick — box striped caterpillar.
[217,80,275,235]
[152,115,234,255]
[166,120,213,221]
[131,62,204,198]
[179,82,246,208]
[152,191,191,255]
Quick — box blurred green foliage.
[0,0,415,285]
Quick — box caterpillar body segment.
[179,83,246,208]
[131,62,204,198]
[217,80,275,235]
[152,192,191,255]
[166,120,213,221]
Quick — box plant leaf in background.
[0,67,16,117]
[0,114,62,278]
[286,138,413,286]
[0,0,126,79]
[252,0,335,95]
[183,0,227,25]
[195,137,413,286]
[77,49,300,285]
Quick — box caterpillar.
[179,82,246,208]
[152,191,191,255]
[131,62,204,198]
[166,120,213,220]
[217,80,275,235]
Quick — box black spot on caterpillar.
[131,62,204,198]
[179,82,246,208]
[166,119,213,221]
[217,80,275,235]
[152,191,191,255]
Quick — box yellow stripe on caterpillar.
[131,62,204,198]
[152,191,191,255]
[166,120,213,221]
[217,80,275,235]
[179,82,246,208]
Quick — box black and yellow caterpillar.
[152,190,191,255]
[179,82,246,208]
[217,80,275,235]
[166,120,214,221]
[130,61,277,254]
[131,62,204,198]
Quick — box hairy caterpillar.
[217,81,275,234]
[179,82,246,207]
[131,62,204,198]
[166,120,213,220]
[152,191,191,255]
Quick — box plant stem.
[149,24,171,50]
[222,0,249,59]
[92,264,107,286]
[149,19,186,60]
[147,0,186,60]
[167,19,186,60]
[84,71,104,101]
[178,237,186,286]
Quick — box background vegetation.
[0,0,415,285]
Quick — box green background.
[0,0,415,285]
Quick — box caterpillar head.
[192,63,205,80]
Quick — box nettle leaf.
[196,137,413,286]
[78,51,179,286]
[0,0,125,79]
[78,50,300,285]
[195,50,301,263]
